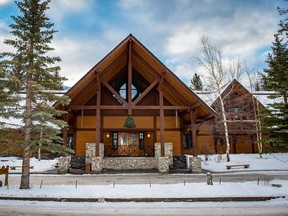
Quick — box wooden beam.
[95,72,101,157]
[68,105,191,110]
[164,80,191,106]
[159,72,165,157]
[97,51,127,78]
[133,51,159,77]
[63,110,68,147]
[132,77,160,106]
[190,108,198,157]
[128,40,133,115]
[101,79,128,106]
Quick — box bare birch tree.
[197,37,243,162]
[244,65,263,158]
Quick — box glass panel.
[120,133,127,145]
[130,133,137,145]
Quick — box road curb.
[0,196,285,203]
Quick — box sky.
[0,0,285,89]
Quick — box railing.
[104,145,154,157]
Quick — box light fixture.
[147,133,151,138]
[106,133,110,138]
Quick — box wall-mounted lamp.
[147,133,151,138]
[106,133,110,138]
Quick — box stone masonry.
[189,156,202,173]
[57,156,71,174]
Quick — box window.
[119,83,139,101]
[112,132,118,150]
[119,132,138,145]
[183,134,192,150]
[139,132,145,150]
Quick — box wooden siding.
[103,116,154,129]
[75,131,96,156]
[157,131,181,156]
[156,116,180,129]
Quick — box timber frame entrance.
[54,34,217,158]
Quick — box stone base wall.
[103,157,157,170]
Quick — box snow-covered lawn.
[0,153,287,200]
[198,153,288,172]
[0,154,287,216]
[1,153,288,174]
[0,180,287,199]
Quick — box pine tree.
[190,73,203,91]
[1,0,73,189]
[260,33,288,151]
[260,1,288,151]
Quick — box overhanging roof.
[55,34,217,121]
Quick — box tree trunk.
[20,81,32,189]
[218,91,230,162]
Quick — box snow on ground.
[1,153,287,174]
[0,154,287,215]
[0,153,287,200]
[0,157,57,173]
[198,153,288,172]
[0,179,287,199]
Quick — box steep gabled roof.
[55,34,217,120]
[211,79,266,110]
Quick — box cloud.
[47,0,95,21]
[0,0,11,5]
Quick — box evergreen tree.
[277,0,288,38]
[260,1,288,151]
[261,33,288,151]
[190,73,203,91]
[1,0,72,189]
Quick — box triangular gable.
[55,34,217,121]
[211,79,266,110]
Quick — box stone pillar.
[57,156,70,174]
[99,143,104,158]
[154,143,161,159]
[91,157,103,173]
[164,143,173,167]
[189,156,202,173]
[85,143,96,173]
[157,156,170,173]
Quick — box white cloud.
[0,0,11,5]
[47,0,94,21]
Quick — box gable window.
[119,83,139,101]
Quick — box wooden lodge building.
[208,79,266,155]
[54,34,218,172]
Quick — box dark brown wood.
[159,73,165,156]
[101,79,128,106]
[190,108,198,157]
[63,111,68,147]
[0,166,9,186]
[68,105,190,110]
[128,40,133,115]
[132,78,160,106]
[96,72,101,157]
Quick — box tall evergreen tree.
[260,0,288,151]
[190,73,203,91]
[260,33,288,150]
[1,0,72,189]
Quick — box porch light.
[147,133,151,138]
[106,133,110,138]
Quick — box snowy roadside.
[0,153,287,201]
